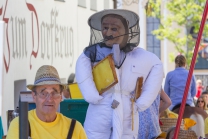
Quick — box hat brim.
[27,81,68,91]
[88,9,139,31]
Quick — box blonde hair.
[196,79,202,85]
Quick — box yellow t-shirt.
[6,109,88,139]
[205,117,208,135]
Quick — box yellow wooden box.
[92,54,118,95]
[69,83,83,99]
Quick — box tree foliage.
[146,0,208,67]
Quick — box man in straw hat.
[76,9,164,139]
[7,65,87,139]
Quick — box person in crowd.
[76,9,164,139]
[138,91,161,139]
[138,88,171,139]
[6,65,87,139]
[202,91,208,107]
[67,73,75,84]
[62,85,71,100]
[164,54,196,111]
[196,96,208,114]
[195,79,204,98]
[62,73,76,100]
[159,89,172,115]
[205,117,208,138]
[165,127,175,139]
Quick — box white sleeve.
[75,53,103,104]
[135,63,164,112]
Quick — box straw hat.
[88,9,139,31]
[27,65,67,90]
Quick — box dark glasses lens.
[197,101,204,103]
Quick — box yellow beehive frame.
[92,54,118,95]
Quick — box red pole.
[173,1,208,138]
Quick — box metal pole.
[173,0,208,138]
[19,101,29,139]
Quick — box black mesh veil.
[88,9,140,52]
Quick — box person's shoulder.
[167,70,174,74]
[6,116,19,139]
[58,113,83,127]
[84,43,101,54]
[70,118,82,127]
[83,43,100,62]
[166,70,175,77]
[131,47,148,54]
[84,43,98,52]
[7,116,19,131]
[57,113,75,121]
[28,109,36,119]
[132,47,160,61]
[28,109,35,115]
[57,112,69,120]
[10,116,19,125]
[131,47,160,59]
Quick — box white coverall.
[76,47,164,139]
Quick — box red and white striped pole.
[173,1,208,138]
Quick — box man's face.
[32,84,62,117]
[101,16,128,48]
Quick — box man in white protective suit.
[75,9,164,139]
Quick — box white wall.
[0,0,113,133]
[0,21,4,117]
[14,80,27,108]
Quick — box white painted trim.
[0,21,4,116]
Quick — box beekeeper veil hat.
[88,9,140,52]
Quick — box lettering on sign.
[0,0,75,72]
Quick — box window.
[195,55,208,69]
[146,17,161,58]
[191,22,208,69]
[90,0,97,11]
[78,0,86,8]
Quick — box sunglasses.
[197,100,204,103]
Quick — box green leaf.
[146,0,207,67]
